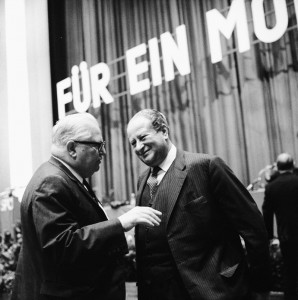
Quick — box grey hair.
[52,113,98,146]
[131,109,169,133]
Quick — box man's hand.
[118,206,162,232]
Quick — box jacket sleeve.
[32,175,128,267]
[209,156,271,292]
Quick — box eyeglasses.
[73,140,106,153]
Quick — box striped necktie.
[147,166,161,199]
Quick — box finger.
[135,206,162,215]
[139,207,162,219]
[138,210,162,223]
[138,219,157,228]
[137,215,161,226]
[144,214,161,225]
[148,211,162,222]
[147,208,162,216]
[151,214,162,223]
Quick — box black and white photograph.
[0,0,298,299]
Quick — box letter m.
[206,0,250,63]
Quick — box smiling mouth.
[141,149,149,156]
[140,149,152,159]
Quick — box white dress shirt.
[155,144,177,185]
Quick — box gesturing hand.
[118,206,162,232]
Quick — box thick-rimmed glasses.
[73,140,106,153]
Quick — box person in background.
[127,108,271,300]
[3,231,13,250]
[12,112,161,300]
[262,153,298,300]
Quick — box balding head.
[52,113,100,147]
[128,109,170,134]
[51,113,104,178]
[276,153,294,171]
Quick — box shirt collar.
[52,156,84,183]
[159,145,177,172]
[279,170,293,174]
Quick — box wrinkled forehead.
[127,115,152,128]
[127,116,153,138]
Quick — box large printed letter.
[56,77,72,119]
[126,43,150,95]
[90,62,113,108]
[252,0,288,43]
[148,38,162,87]
[206,0,250,63]
[295,0,298,28]
[71,62,91,113]
[160,25,190,82]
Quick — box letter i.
[72,63,91,112]
[71,65,81,107]
[79,62,91,108]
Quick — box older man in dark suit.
[263,153,298,300]
[12,112,161,300]
[127,109,271,300]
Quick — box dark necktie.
[83,179,102,205]
[147,166,161,199]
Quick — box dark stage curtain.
[48,0,298,203]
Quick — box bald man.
[263,153,298,300]
[12,113,161,300]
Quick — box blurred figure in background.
[3,231,13,250]
[262,153,298,300]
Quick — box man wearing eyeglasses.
[12,112,161,300]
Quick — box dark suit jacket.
[263,171,298,242]
[12,157,128,300]
[136,150,270,300]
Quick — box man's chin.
[92,164,100,173]
[138,152,155,166]
[140,157,154,167]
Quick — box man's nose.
[135,140,144,152]
[99,146,106,156]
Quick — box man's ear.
[66,141,77,159]
[161,125,169,138]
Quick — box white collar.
[159,145,177,172]
[52,156,84,184]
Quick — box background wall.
[0,0,53,232]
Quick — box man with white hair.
[12,112,161,300]
[263,152,298,300]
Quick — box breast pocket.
[184,196,211,223]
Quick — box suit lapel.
[158,150,187,228]
[49,157,107,219]
[136,169,151,206]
